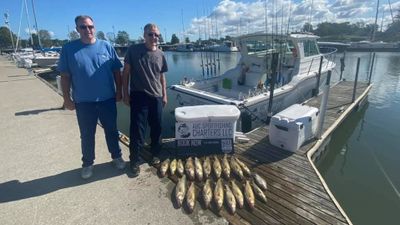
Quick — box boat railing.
[321,47,338,69]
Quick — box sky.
[1,0,399,42]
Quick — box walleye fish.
[212,155,222,179]
[203,156,212,179]
[222,154,231,179]
[194,157,203,181]
[252,172,268,191]
[230,180,244,209]
[169,158,177,176]
[244,180,255,209]
[185,157,195,180]
[230,156,244,180]
[175,175,186,208]
[160,158,170,177]
[224,184,237,214]
[214,178,224,210]
[235,157,251,177]
[177,159,185,177]
[186,182,196,213]
[202,179,213,209]
[252,181,267,203]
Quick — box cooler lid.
[175,105,241,122]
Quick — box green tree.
[37,30,52,47]
[302,23,313,32]
[185,37,190,43]
[68,31,80,40]
[51,39,68,47]
[115,31,129,46]
[171,34,179,44]
[382,12,400,42]
[0,26,16,49]
[96,31,106,40]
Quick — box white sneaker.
[81,165,93,179]
[112,157,126,170]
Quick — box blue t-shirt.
[57,39,122,103]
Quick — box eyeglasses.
[79,25,94,30]
[147,32,160,38]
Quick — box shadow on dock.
[0,162,127,203]
[15,106,64,116]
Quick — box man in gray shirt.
[122,23,168,177]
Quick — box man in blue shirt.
[58,15,125,179]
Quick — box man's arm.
[60,73,75,110]
[160,73,167,107]
[113,69,122,102]
[121,63,131,106]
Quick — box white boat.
[175,43,194,52]
[169,32,336,131]
[32,51,60,68]
[11,48,36,68]
[208,40,239,52]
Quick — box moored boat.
[169,32,336,131]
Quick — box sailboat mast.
[31,0,42,49]
[23,0,34,47]
[371,0,380,41]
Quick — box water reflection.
[317,52,400,225]
[316,102,368,174]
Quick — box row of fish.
[175,174,268,214]
[159,154,267,188]
[161,154,268,214]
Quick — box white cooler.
[175,105,241,139]
[269,104,319,152]
[175,105,241,155]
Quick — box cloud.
[185,0,394,39]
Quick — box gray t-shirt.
[124,43,168,97]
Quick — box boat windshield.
[243,37,293,57]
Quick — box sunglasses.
[79,25,94,30]
[147,32,160,38]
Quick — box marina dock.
[154,81,371,225]
[0,54,371,224]
[225,81,371,225]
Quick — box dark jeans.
[75,98,121,167]
[129,91,162,163]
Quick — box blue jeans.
[75,98,121,167]
[129,91,162,163]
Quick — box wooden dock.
[224,81,371,225]
[135,80,371,225]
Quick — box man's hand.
[162,95,167,107]
[63,98,75,110]
[115,90,122,102]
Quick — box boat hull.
[170,73,327,132]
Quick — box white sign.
[176,121,235,140]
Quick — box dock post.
[368,52,376,85]
[339,52,346,80]
[316,70,331,139]
[266,52,279,124]
[313,56,324,97]
[352,58,360,103]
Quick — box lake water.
[40,50,399,224]
[315,52,400,225]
